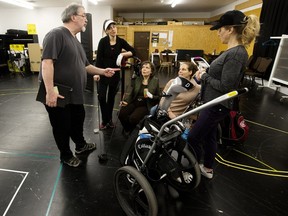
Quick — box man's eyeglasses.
[75,14,87,18]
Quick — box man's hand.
[103,68,116,77]
[46,88,64,107]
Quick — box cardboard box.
[183,21,204,26]
[28,43,41,72]
[167,21,176,25]
[175,22,183,25]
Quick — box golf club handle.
[236,87,249,96]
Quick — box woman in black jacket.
[118,61,160,134]
[96,19,136,129]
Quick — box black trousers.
[187,105,230,169]
[118,100,149,132]
[45,104,86,160]
[98,77,119,124]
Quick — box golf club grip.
[236,87,249,96]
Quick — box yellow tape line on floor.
[246,119,288,135]
[216,151,288,178]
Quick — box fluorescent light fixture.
[0,0,34,9]
[171,0,178,8]
[88,0,98,5]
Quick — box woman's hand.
[120,101,128,107]
[195,69,206,80]
[146,91,153,99]
[168,111,176,119]
[93,75,100,81]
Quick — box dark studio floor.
[0,69,288,216]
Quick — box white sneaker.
[199,164,213,179]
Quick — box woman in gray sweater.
[187,10,260,179]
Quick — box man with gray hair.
[37,3,115,167]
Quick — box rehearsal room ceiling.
[0,0,240,13]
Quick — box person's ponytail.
[241,15,260,47]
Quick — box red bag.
[220,111,249,145]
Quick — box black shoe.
[62,156,81,167]
[107,120,116,128]
[122,129,130,138]
[99,123,108,130]
[75,143,97,154]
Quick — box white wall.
[88,5,113,51]
[0,5,113,51]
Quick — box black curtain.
[81,13,94,92]
[252,0,288,79]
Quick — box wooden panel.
[118,4,262,57]
[117,26,127,40]
[125,25,219,56]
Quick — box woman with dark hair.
[118,61,160,133]
[96,19,136,130]
[161,62,200,119]
[187,10,260,179]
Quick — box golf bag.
[219,111,249,145]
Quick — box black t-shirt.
[41,26,89,104]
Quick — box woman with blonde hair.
[187,10,260,179]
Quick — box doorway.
[134,31,150,62]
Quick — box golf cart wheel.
[114,166,158,216]
[166,146,201,192]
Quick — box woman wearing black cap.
[96,19,136,129]
[187,10,260,179]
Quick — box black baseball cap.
[210,10,247,30]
